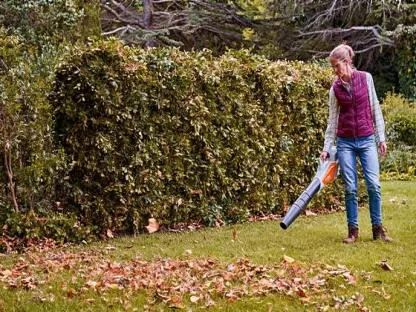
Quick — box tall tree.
[267,0,416,67]
[100,0,257,52]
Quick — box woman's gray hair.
[329,44,355,62]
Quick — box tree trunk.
[143,0,156,48]
[1,125,19,212]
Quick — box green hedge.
[50,40,342,234]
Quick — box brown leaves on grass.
[0,248,375,310]
[388,196,407,205]
[0,237,61,254]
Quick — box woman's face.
[330,57,350,79]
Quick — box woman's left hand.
[379,142,387,157]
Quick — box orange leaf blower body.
[280,146,338,230]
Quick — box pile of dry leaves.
[0,246,373,311]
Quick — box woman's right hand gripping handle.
[320,151,329,162]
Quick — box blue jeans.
[336,135,382,227]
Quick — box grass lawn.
[0,180,415,311]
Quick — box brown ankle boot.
[372,224,393,242]
[343,226,359,244]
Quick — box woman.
[320,44,393,244]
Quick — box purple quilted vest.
[333,70,374,138]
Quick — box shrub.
[0,0,99,45]
[382,92,416,145]
[380,92,416,179]
[0,32,59,212]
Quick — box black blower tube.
[280,177,321,230]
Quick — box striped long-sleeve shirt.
[322,72,385,153]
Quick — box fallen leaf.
[85,280,98,288]
[190,295,200,303]
[342,272,357,285]
[226,292,238,302]
[357,293,365,303]
[169,295,184,309]
[283,255,295,263]
[232,229,237,239]
[66,289,76,298]
[297,287,307,297]
[123,300,132,310]
[215,219,224,228]
[106,229,114,238]
[205,294,215,307]
[382,286,391,300]
[106,283,119,290]
[145,218,159,233]
[1,270,12,277]
[389,196,397,203]
[378,261,394,271]
[38,294,55,302]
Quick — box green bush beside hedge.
[381,92,416,180]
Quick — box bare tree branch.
[100,3,143,26]
[99,0,256,49]
[102,25,138,36]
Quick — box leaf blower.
[280,146,338,230]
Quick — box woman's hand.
[320,151,329,162]
[379,142,387,157]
